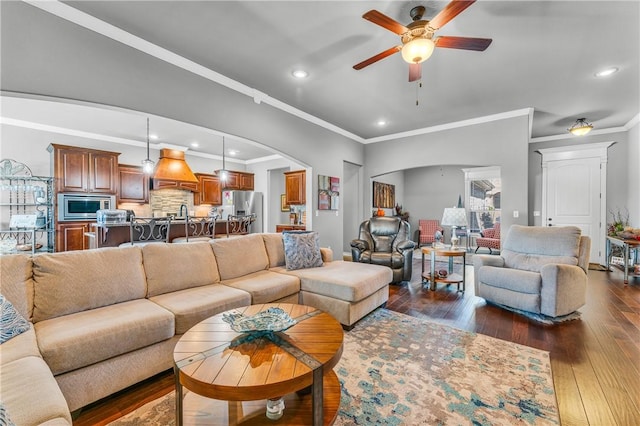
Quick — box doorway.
[538,142,614,265]
[343,161,362,256]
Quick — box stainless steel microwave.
[57,193,116,221]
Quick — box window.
[463,167,501,232]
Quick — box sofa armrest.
[320,247,333,263]
[397,240,416,253]
[350,239,368,251]
[473,255,505,292]
[540,264,587,317]
[473,254,505,269]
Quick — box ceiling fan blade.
[435,36,492,51]
[353,46,402,70]
[428,0,476,30]
[362,10,409,35]
[409,63,422,82]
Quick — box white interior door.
[539,142,614,265]
[546,158,600,262]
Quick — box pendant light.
[141,117,155,174]
[219,136,227,182]
[568,118,594,136]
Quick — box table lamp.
[441,207,468,249]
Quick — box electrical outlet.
[513,210,519,218]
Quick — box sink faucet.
[179,204,188,218]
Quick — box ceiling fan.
[353,0,492,82]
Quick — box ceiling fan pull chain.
[415,81,422,106]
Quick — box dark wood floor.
[74,261,640,425]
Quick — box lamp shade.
[441,207,468,228]
[401,37,435,64]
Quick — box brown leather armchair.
[350,216,416,283]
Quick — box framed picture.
[373,181,395,208]
[318,175,340,210]
[280,194,290,212]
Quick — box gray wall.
[363,115,530,240]
[627,121,640,225]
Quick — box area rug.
[588,263,608,271]
[109,309,559,425]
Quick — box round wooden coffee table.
[173,304,344,425]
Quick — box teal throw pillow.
[0,294,30,344]
[282,231,323,270]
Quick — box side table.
[421,245,466,292]
[606,236,640,284]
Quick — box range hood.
[152,148,198,190]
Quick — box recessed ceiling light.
[377,120,387,126]
[595,67,618,77]
[291,69,308,79]
[228,150,238,156]
[149,134,159,140]
[190,142,199,148]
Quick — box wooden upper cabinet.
[49,144,119,194]
[217,170,254,191]
[195,173,222,205]
[285,170,306,205]
[118,164,149,204]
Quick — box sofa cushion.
[142,242,220,297]
[0,327,40,365]
[273,261,391,303]
[210,234,269,280]
[0,356,72,425]
[0,254,33,320]
[282,231,323,270]
[0,294,30,344]
[222,270,300,304]
[501,252,578,273]
[262,233,286,268]
[31,246,147,322]
[34,299,174,375]
[149,284,251,334]
[477,266,542,294]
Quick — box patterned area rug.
[109,309,558,425]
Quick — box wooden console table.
[606,236,640,284]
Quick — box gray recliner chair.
[473,225,590,318]
[350,216,416,284]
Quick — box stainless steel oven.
[57,193,116,221]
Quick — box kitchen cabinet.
[48,144,119,194]
[194,173,222,205]
[218,170,254,190]
[151,179,199,191]
[118,164,149,204]
[284,170,306,205]
[56,221,91,251]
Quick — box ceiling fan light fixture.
[568,118,594,136]
[401,37,435,64]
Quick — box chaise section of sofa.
[31,246,176,412]
[262,233,392,328]
[0,254,72,426]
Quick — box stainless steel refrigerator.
[221,190,263,233]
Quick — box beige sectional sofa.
[0,233,391,425]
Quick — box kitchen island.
[88,217,253,247]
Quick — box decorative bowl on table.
[438,269,448,278]
[222,307,297,333]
